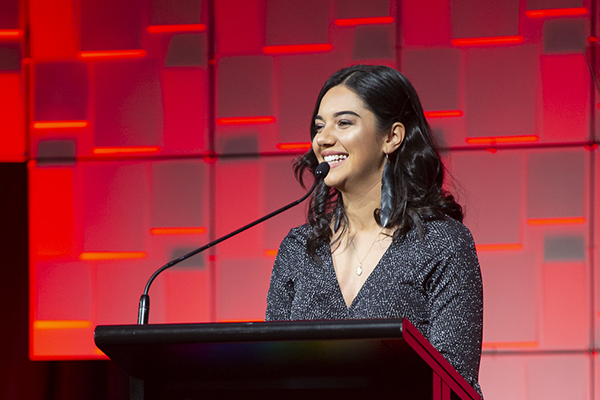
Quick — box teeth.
[324,154,348,163]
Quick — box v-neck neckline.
[325,239,394,312]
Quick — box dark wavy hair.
[294,65,463,256]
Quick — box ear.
[382,122,405,155]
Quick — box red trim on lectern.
[403,319,482,399]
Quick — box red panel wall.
[2,0,598,398]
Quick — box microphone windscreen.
[314,162,330,180]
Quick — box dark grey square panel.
[37,140,77,166]
[336,0,390,19]
[0,44,20,71]
[216,133,260,155]
[544,235,585,261]
[527,0,582,10]
[353,25,393,60]
[543,18,587,54]
[465,45,537,138]
[150,0,202,25]
[151,161,206,228]
[527,151,585,219]
[402,48,460,112]
[451,0,519,39]
[217,56,272,118]
[266,0,329,46]
[165,34,206,67]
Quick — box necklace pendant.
[356,264,363,276]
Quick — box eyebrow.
[315,111,362,120]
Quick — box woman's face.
[312,85,387,193]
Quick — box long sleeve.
[265,232,299,321]
[423,223,483,396]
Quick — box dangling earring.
[380,153,394,228]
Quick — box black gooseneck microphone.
[137,161,330,325]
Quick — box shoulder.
[424,217,475,248]
[282,223,312,245]
[401,217,476,255]
[275,223,312,256]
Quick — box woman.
[266,65,483,395]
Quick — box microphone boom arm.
[137,162,329,325]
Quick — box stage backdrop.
[1,0,599,398]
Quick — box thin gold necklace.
[349,230,383,276]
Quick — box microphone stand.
[137,162,330,325]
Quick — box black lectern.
[94,318,480,400]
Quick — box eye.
[314,122,325,133]
[337,119,352,128]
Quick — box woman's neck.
[340,182,382,234]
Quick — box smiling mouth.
[323,154,348,166]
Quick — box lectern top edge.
[94,318,405,346]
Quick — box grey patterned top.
[266,217,483,396]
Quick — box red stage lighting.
[34,320,92,330]
[424,110,464,118]
[79,252,147,260]
[33,121,89,129]
[147,24,207,33]
[451,36,524,46]
[525,7,587,18]
[262,44,333,54]
[334,17,394,26]
[77,50,147,59]
[527,217,586,225]
[276,142,311,151]
[0,29,23,39]
[91,146,161,155]
[150,227,207,235]
[466,135,539,144]
[475,243,523,251]
[216,116,275,125]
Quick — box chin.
[324,176,338,188]
[324,177,345,191]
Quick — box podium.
[94,318,480,400]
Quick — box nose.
[315,125,335,147]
